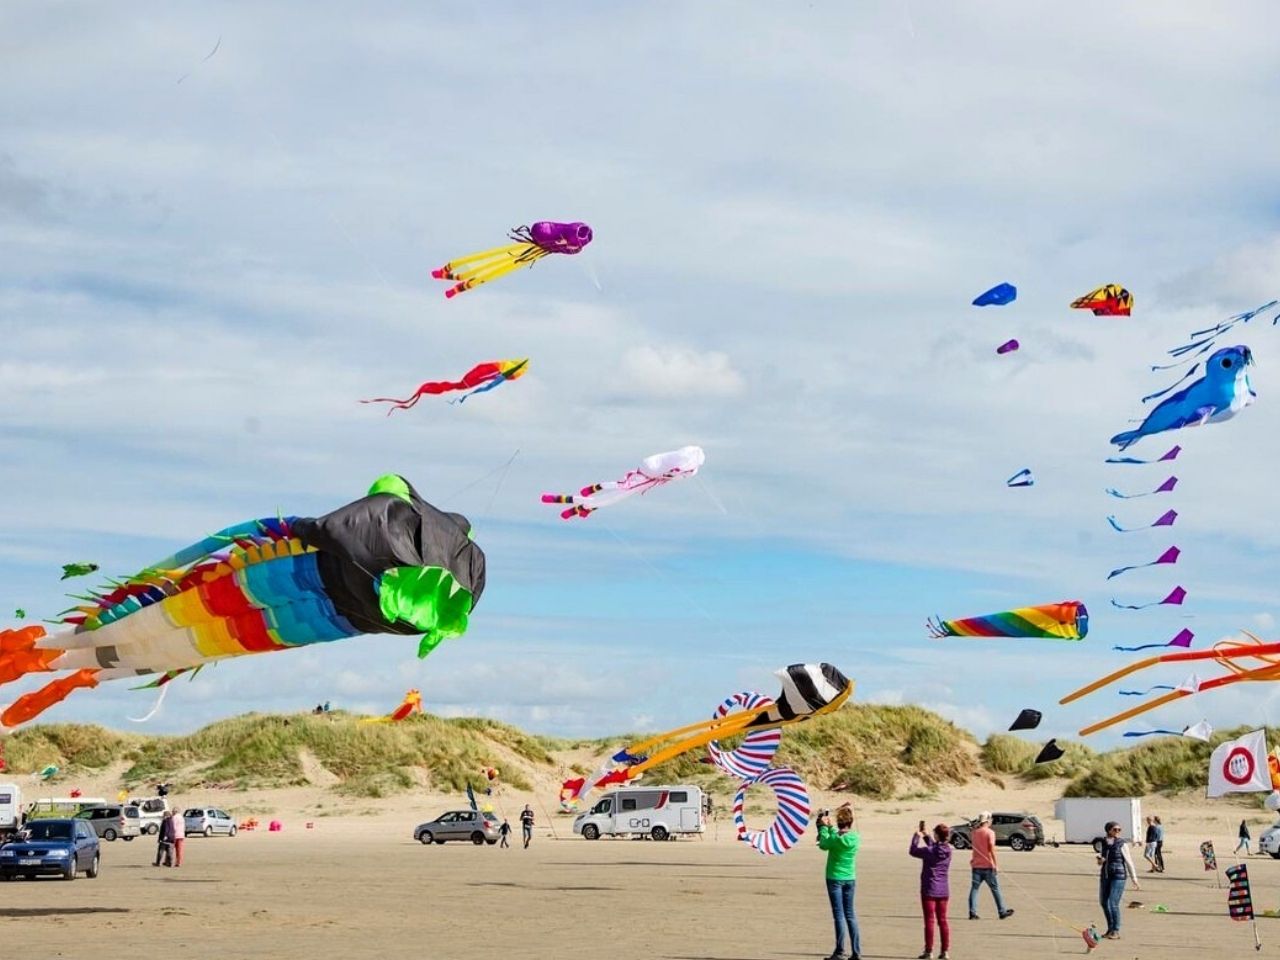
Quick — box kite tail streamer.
[1106,546,1180,580]
[1111,586,1187,610]
[1113,628,1195,653]
[1106,445,1181,466]
[127,682,169,723]
[1106,476,1178,498]
[1142,365,1200,402]
[1118,685,1176,696]
[1122,729,1184,738]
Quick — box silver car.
[74,805,140,842]
[183,808,237,837]
[414,810,500,845]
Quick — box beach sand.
[1,771,1273,959]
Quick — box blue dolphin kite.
[972,283,1017,307]
[1110,345,1256,450]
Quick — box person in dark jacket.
[910,822,953,960]
[153,810,175,867]
[1152,816,1165,872]
[1235,819,1251,856]
[1097,821,1141,939]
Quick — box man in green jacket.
[817,805,862,960]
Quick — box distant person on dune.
[967,812,1013,921]
[910,821,953,960]
[520,805,534,848]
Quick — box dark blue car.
[0,818,100,880]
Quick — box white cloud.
[618,345,745,399]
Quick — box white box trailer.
[0,783,20,839]
[573,785,705,841]
[1054,797,1143,845]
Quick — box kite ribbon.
[1106,476,1178,499]
[1106,546,1180,580]
[1106,445,1180,465]
[1107,510,1177,533]
[1110,585,1186,610]
[1112,627,1195,653]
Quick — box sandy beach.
[3,771,1273,960]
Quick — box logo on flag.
[1208,730,1271,798]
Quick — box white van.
[573,785,705,841]
[0,784,20,839]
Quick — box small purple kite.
[1111,585,1187,610]
[1107,546,1180,580]
[1107,509,1177,533]
[1106,445,1180,465]
[1106,476,1177,499]
[996,339,1020,355]
[1113,627,1195,653]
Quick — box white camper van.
[0,784,21,840]
[573,785,705,841]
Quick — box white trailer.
[0,783,20,840]
[1054,797,1143,846]
[573,785,705,841]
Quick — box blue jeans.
[1099,874,1126,934]
[969,868,1007,916]
[826,878,860,956]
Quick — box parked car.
[414,810,500,845]
[1259,822,1280,859]
[127,796,170,835]
[949,813,1045,852]
[74,805,140,842]
[183,808,237,837]
[0,818,100,880]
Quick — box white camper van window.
[621,798,638,811]
[670,792,688,803]
[0,793,10,804]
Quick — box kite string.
[596,515,724,632]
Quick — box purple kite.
[1111,585,1187,611]
[1106,445,1181,466]
[1113,627,1195,653]
[1107,509,1177,533]
[996,339,1020,355]
[1106,476,1177,499]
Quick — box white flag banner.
[1208,729,1270,798]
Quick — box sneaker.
[824,953,846,960]
[939,954,950,960]
[918,952,932,959]
[1104,932,1120,940]
[968,913,980,920]
[999,909,1015,919]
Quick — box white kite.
[541,446,705,520]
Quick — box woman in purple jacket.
[909,822,953,960]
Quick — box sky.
[3,2,1280,748]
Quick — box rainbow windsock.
[927,601,1088,640]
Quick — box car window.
[217,811,229,819]
[78,823,93,839]
[26,822,72,841]
[124,808,140,819]
[621,798,637,811]
[184,809,200,818]
[483,812,498,822]
[437,813,456,823]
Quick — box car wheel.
[434,839,445,844]
[205,826,214,838]
[951,833,970,850]
[87,854,100,879]
[651,825,669,842]
[229,826,237,837]
[1009,834,1028,851]
[486,839,497,845]
[103,828,117,842]
[145,824,158,836]
[63,861,77,881]
[1270,849,1280,860]
[582,824,600,841]
[471,831,485,845]
[0,873,13,882]
[418,831,433,845]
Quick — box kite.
[1006,468,1034,488]
[1201,840,1218,871]
[1059,633,1280,736]
[973,283,1017,307]
[1123,720,1213,740]
[1106,545,1180,580]
[36,764,58,781]
[1119,674,1201,697]
[431,221,593,298]
[1008,708,1041,731]
[60,563,98,581]
[13,610,24,620]
[1070,284,1133,317]
[1110,345,1255,450]
[1161,300,1279,369]
[1107,509,1177,533]
[1110,585,1186,610]
[0,475,486,729]
[1106,445,1181,465]
[733,766,811,855]
[564,663,852,807]
[1034,740,1065,764]
[559,777,585,812]
[996,339,1020,355]
[927,601,1088,641]
[1106,476,1178,498]
[361,689,423,723]
[1113,627,1194,653]
[1226,863,1262,950]
[360,359,529,413]
[541,446,705,520]
[706,691,781,781]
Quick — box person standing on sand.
[967,811,1014,920]
[1152,815,1165,872]
[1236,819,1251,856]
[1142,816,1158,871]
[171,808,185,867]
[154,810,175,867]
[910,821,953,960]
[817,804,861,960]
[520,805,534,848]
[1097,820,1141,940]
[499,819,511,848]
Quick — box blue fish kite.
[1006,468,1034,488]
[972,283,1017,307]
[1110,346,1256,451]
